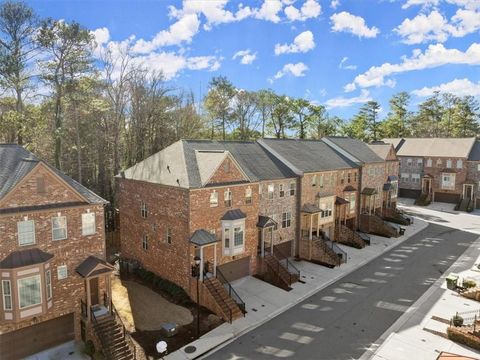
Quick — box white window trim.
[290,182,296,196]
[222,219,245,256]
[18,219,35,246]
[282,211,292,228]
[82,212,96,236]
[57,265,68,280]
[2,280,12,311]
[52,216,68,241]
[45,270,52,300]
[18,274,42,309]
[456,160,463,169]
[442,173,456,190]
[142,234,149,250]
[210,191,218,207]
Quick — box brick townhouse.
[466,141,480,209]
[384,138,476,207]
[368,142,400,213]
[0,144,113,359]
[258,139,366,262]
[117,140,299,322]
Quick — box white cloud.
[284,0,322,21]
[402,0,480,10]
[325,89,372,108]
[345,42,480,91]
[339,56,357,70]
[274,31,315,55]
[131,13,200,53]
[331,11,380,38]
[254,0,284,23]
[331,0,340,9]
[395,9,480,44]
[232,49,257,64]
[412,78,480,97]
[92,27,110,46]
[271,62,309,81]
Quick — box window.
[289,182,295,196]
[245,187,252,204]
[478,164,480,171]
[223,221,245,256]
[354,173,357,183]
[312,175,317,187]
[457,160,463,169]
[210,191,218,207]
[267,184,274,199]
[282,212,291,228]
[36,177,46,194]
[45,270,52,300]
[442,173,456,190]
[57,265,67,280]
[224,189,232,207]
[224,228,230,250]
[279,184,285,198]
[320,175,324,188]
[166,228,172,244]
[411,174,420,183]
[446,159,452,168]
[141,201,148,218]
[52,216,67,241]
[2,280,12,310]
[347,173,351,183]
[142,234,148,250]
[234,227,243,247]
[407,158,412,166]
[426,159,432,167]
[436,159,442,167]
[82,212,96,236]
[349,194,356,214]
[18,220,35,246]
[18,275,41,309]
[401,173,409,182]
[320,201,333,218]
[368,167,374,176]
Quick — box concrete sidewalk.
[166,217,429,360]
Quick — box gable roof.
[0,144,107,204]
[258,139,358,173]
[468,141,480,161]
[120,140,297,189]
[76,256,114,278]
[383,138,476,158]
[189,229,218,246]
[323,137,384,164]
[368,143,397,161]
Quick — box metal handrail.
[216,267,246,316]
[273,246,300,282]
[90,307,116,360]
[323,234,347,264]
[204,277,232,322]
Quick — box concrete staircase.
[204,277,244,322]
[263,254,300,289]
[415,193,432,206]
[335,224,366,249]
[458,198,471,212]
[92,314,135,360]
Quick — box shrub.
[452,314,464,327]
[447,326,480,351]
[464,279,477,289]
[84,340,95,356]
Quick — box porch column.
[213,243,217,277]
[316,213,320,236]
[86,278,91,322]
[309,214,313,240]
[261,228,265,258]
[199,246,204,282]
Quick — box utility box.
[161,323,178,338]
[446,273,459,290]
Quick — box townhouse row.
[383,138,480,210]
[117,137,401,321]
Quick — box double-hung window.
[142,234,149,250]
[312,175,317,187]
[426,159,432,167]
[141,201,148,218]
[457,160,463,169]
[82,212,96,236]
[2,280,12,310]
[446,160,452,168]
[245,187,252,204]
[210,191,218,207]
[18,220,35,246]
[349,194,356,213]
[267,184,274,199]
[289,182,295,196]
[442,173,455,190]
[224,190,232,207]
[222,220,245,256]
[18,275,42,309]
[279,184,285,198]
[282,212,291,228]
[52,216,67,240]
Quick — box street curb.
[358,234,480,360]
[194,219,429,359]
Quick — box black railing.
[205,277,233,322]
[273,246,301,284]
[90,307,116,360]
[322,233,347,265]
[216,267,246,317]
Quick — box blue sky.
[26,0,480,118]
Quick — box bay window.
[52,216,67,240]
[222,220,245,256]
[18,220,35,246]
[82,212,96,236]
[18,275,42,309]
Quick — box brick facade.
[0,163,108,352]
[360,163,386,213]
[466,161,480,208]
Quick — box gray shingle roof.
[221,209,247,220]
[257,215,277,228]
[384,138,476,158]
[324,137,384,164]
[468,141,480,161]
[301,203,323,214]
[0,248,54,269]
[76,256,114,278]
[189,229,218,246]
[0,144,107,204]
[259,139,359,173]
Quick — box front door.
[90,277,99,306]
[423,178,431,194]
[264,227,273,255]
[464,184,473,200]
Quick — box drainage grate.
[184,346,196,354]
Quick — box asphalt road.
[206,224,479,360]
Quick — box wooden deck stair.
[335,224,366,249]
[92,314,135,360]
[263,254,300,288]
[204,277,243,322]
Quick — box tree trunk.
[54,86,63,170]
[73,99,83,184]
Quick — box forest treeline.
[0,1,478,203]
